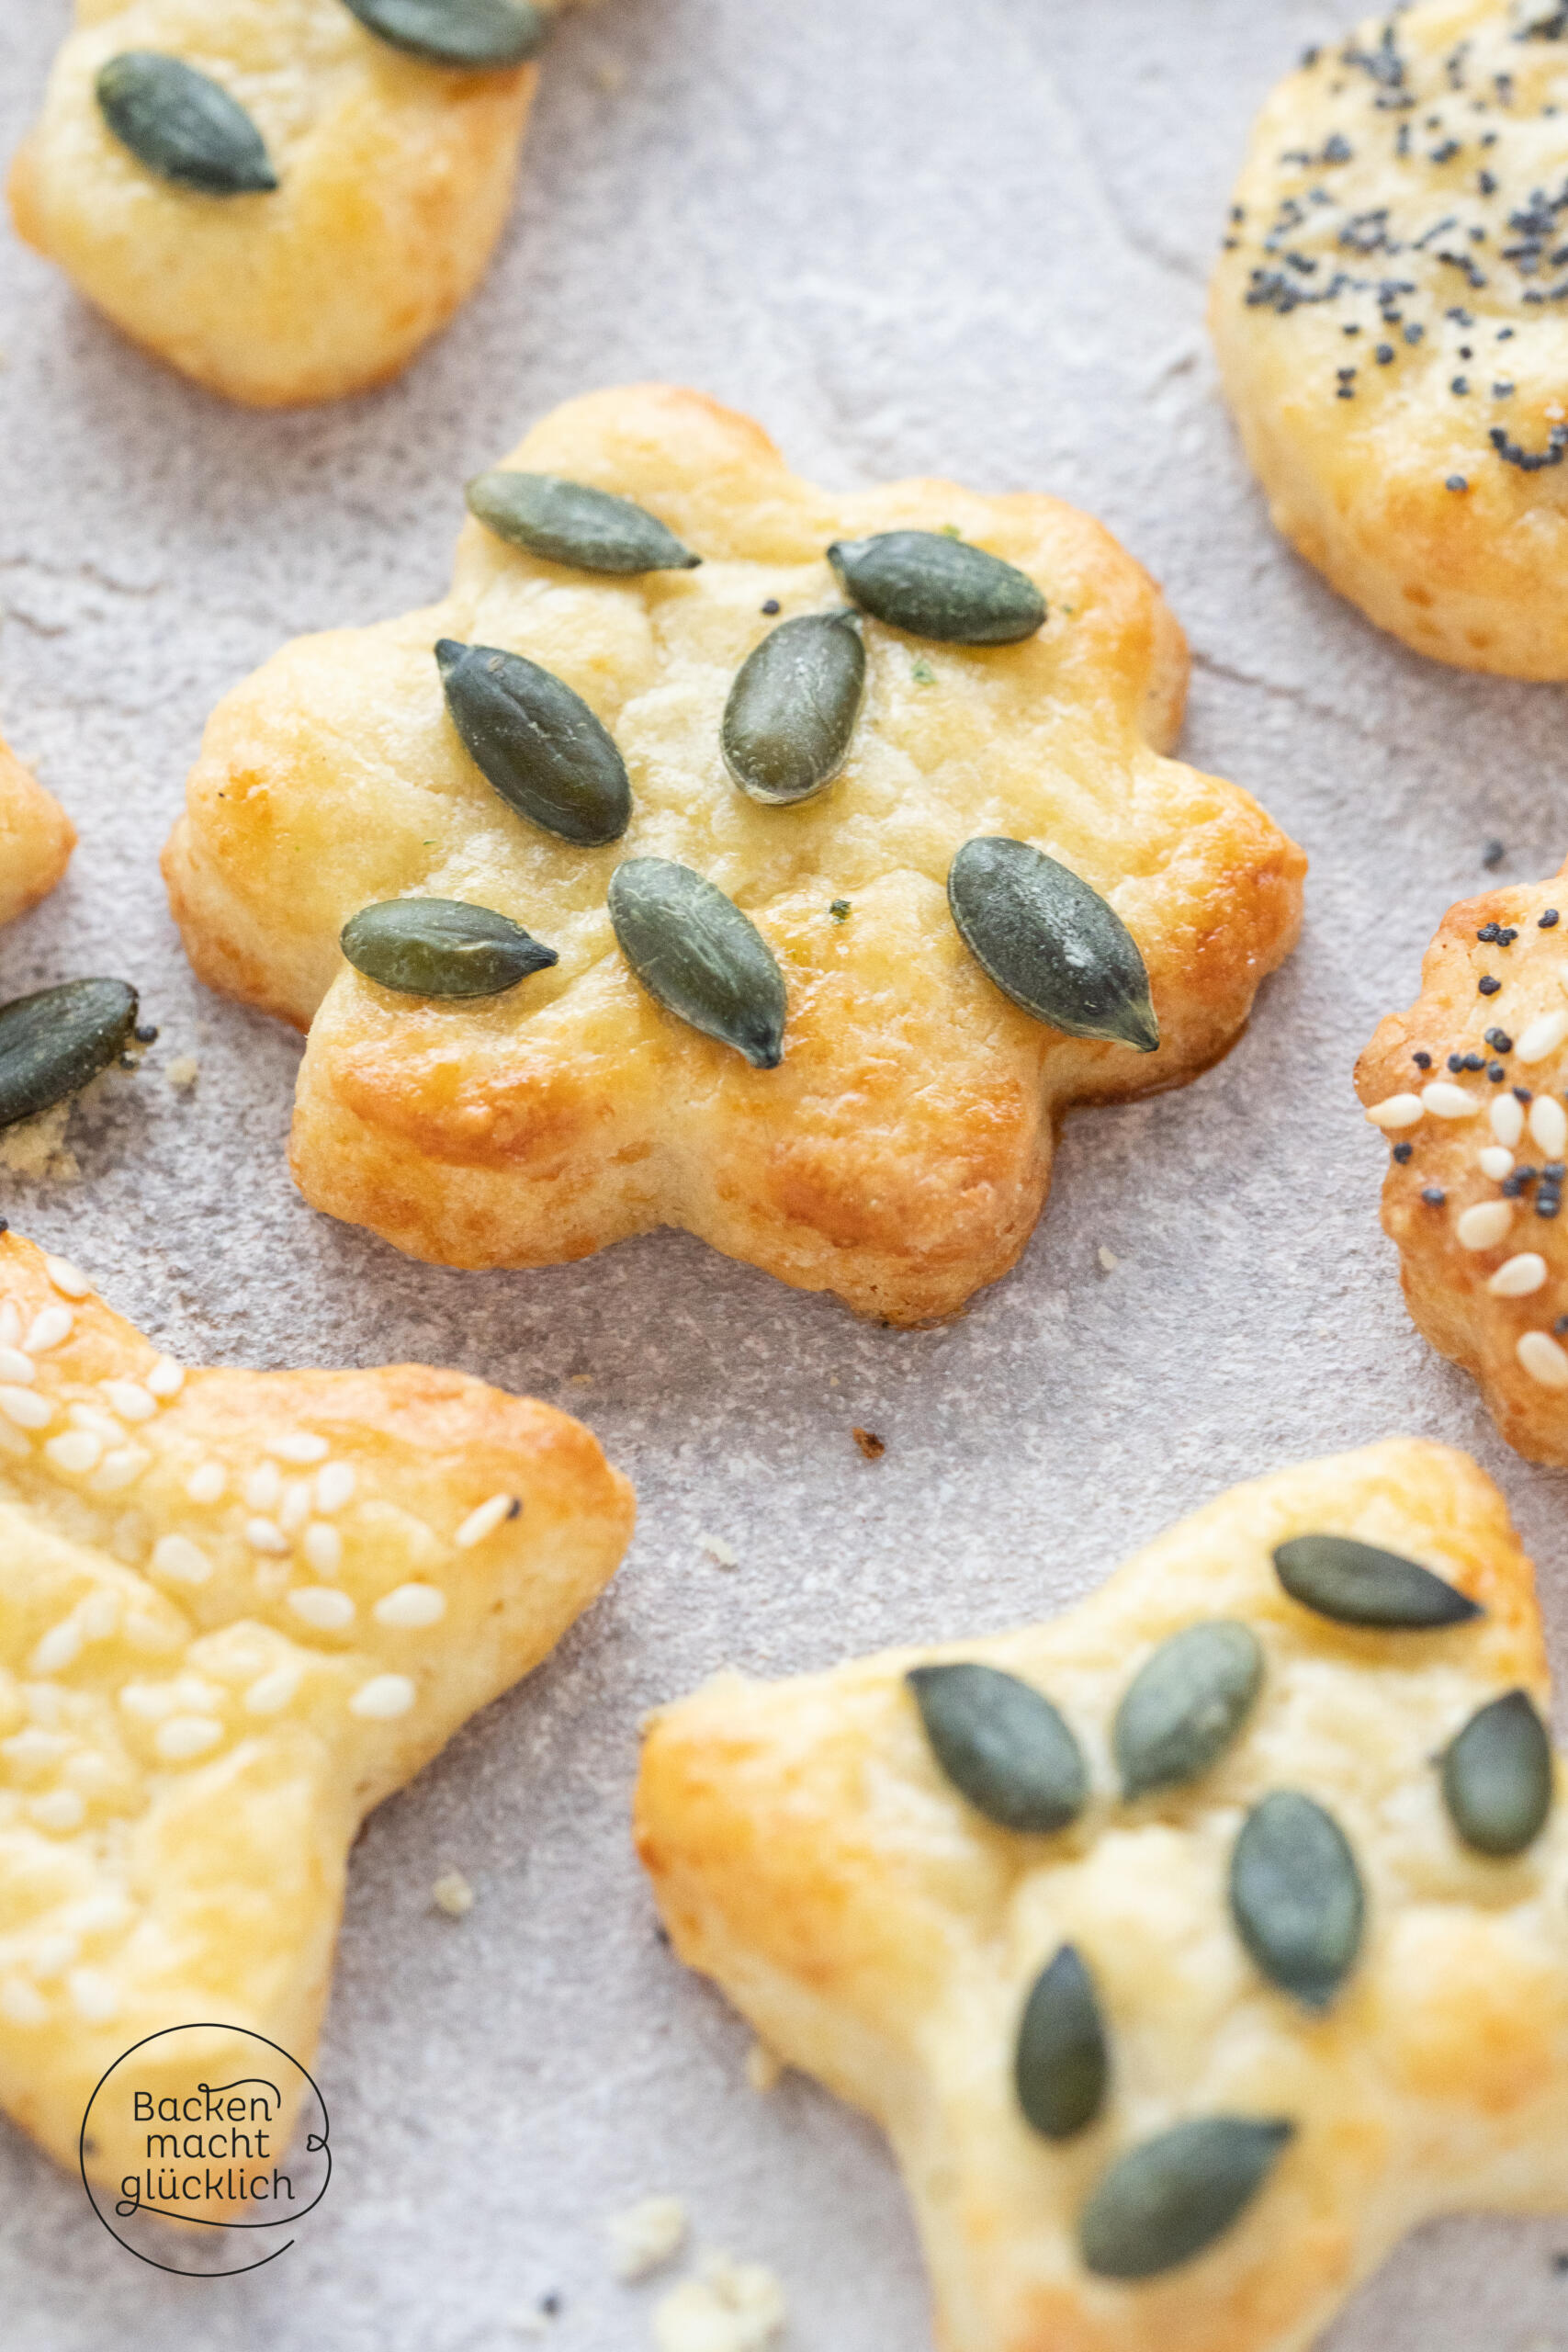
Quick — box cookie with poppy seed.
[637,1437,1567,2352]
[162,383,1303,1323]
[1212,1,1568,677]
[0,736,73,929]
[0,1229,634,2201]
[8,0,592,409]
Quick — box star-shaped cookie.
[9,0,593,409]
[162,384,1305,1323]
[637,1439,1566,2352]
[1356,857,1568,1459]
[0,735,73,931]
[0,1229,634,2199]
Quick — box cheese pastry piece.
[1355,858,1568,1458]
[637,1438,1566,2352]
[1212,1,1568,678]
[0,1230,634,2199]
[0,736,73,928]
[8,0,592,409]
[163,384,1305,1323]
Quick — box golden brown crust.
[636,1440,1567,2352]
[0,1230,634,2196]
[0,736,74,928]
[163,384,1305,1322]
[1211,1,1568,678]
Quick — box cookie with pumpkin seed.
[1356,858,1568,1459]
[0,736,73,930]
[0,1228,633,2199]
[8,0,592,409]
[637,1437,1566,2352]
[164,386,1303,1321]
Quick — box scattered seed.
[827,531,1045,644]
[0,980,139,1130]
[436,639,630,846]
[906,1661,1087,1833]
[341,0,548,68]
[1441,1689,1554,1856]
[721,612,865,806]
[1273,1532,1481,1629]
[1230,1791,1364,2009]
[96,52,277,193]
[1079,2118,1294,2280]
[465,471,698,572]
[1113,1621,1264,1800]
[948,837,1157,1052]
[1014,1944,1108,2141]
[342,899,558,999]
[608,859,786,1069]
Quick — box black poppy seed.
[1414,1050,1433,1069]
[1547,1163,1566,1182]
[540,2297,562,2319]
[1459,345,1473,359]
[1452,377,1471,395]
[1495,381,1516,397]
[1480,169,1497,194]
[1479,976,1502,996]
[1405,322,1425,343]
[1503,1174,1528,1196]
[1343,322,1361,335]
[1539,1193,1562,1218]
[1499,926,1518,945]
[0,1219,9,1237]
[1448,473,1470,491]
[1485,1029,1512,1052]
[1232,204,1246,223]
[1337,366,1359,379]
[1462,1050,1487,1068]
[1393,1141,1414,1162]
[1483,840,1506,867]
[1478,923,1499,942]
[1337,386,1355,399]
[1376,343,1395,362]
[1555,1323,1568,1342]
[1542,909,1561,927]
[761,598,781,615]
[133,1023,158,1045]
[1301,46,1319,66]
[1448,1053,1466,1072]
[1422,1187,1447,1205]
[1489,1063,1507,1081]
[1499,323,1515,338]
[1515,1086,1534,1102]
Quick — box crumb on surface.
[1097,1245,1119,1272]
[608,2192,688,2282]
[744,2041,784,2095]
[0,1101,77,1182]
[165,1054,199,1090]
[568,1372,593,1388]
[431,1869,475,1918]
[699,1532,739,1570]
[852,1427,886,1461]
[652,2255,786,2352]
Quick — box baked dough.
[637,1438,1566,2352]
[0,1229,634,2199]
[1212,0,1568,677]
[0,736,73,929]
[8,0,590,409]
[163,384,1305,1323]
[1355,856,1568,1458]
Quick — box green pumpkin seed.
[906,1662,1087,1834]
[0,979,139,1130]
[827,531,1045,645]
[341,899,558,1000]
[1230,1791,1364,2010]
[1015,1945,1107,2142]
[947,836,1158,1051]
[466,472,700,574]
[1272,1534,1482,1630]
[96,53,277,194]
[436,639,630,847]
[1079,2118,1294,2280]
[1441,1690,1554,1858]
[721,612,866,807]
[607,860,786,1069]
[340,0,548,67]
[1114,1622,1264,1802]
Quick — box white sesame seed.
[23,1306,72,1353]
[151,1533,211,1587]
[1421,1081,1479,1118]
[146,1355,185,1398]
[243,1664,302,1714]
[373,1582,446,1629]
[0,1385,51,1430]
[1490,1093,1526,1147]
[278,1478,312,1534]
[349,1673,416,1721]
[186,1460,226,1505]
[269,1431,329,1464]
[80,1591,118,1641]
[30,1790,85,1833]
[456,1493,520,1549]
[93,1445,150,1494]
[314,1462,355,1514]
[245,1462,282,1512]
[66,1967,119,2023]
[1457,1200,1514,1251]
[246,1517,289,1555]
[1517,1329,1568,1387]
[2,1728,71,1768]
[100,1381,155,1424]
[45,1430,101,1476]
[1517,1008,1568,1065]
[70,1403,122,1441]
[287,1586,355,1631]
[301,1521,343,1577]
[0,1348,36,1385]
[0,1302,20,1349]
[155,1715,224,1762]
[31,1620,83,1676]
[1365,1092,1423,1130]
[44,1257,91,1299]
[1489,1252,1549,1297]
[1478,1146,1514,1181]
[1529,1096,1568,1158]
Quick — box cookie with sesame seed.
[1357,863,1568,1454]
[1213,2,1568,678]
[0,1229,633,2201]
[0,736,73,930]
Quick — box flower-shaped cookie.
[0,1230,634,2198]
[0,735,73,930]
[637,1438,1565,2352]
[1355,855,1568,1458]
[1212,0,1568,677]
[10,0,592,408]
[163,385,1304,1322]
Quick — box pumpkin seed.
[721,612,866,806]
[1272,1533,1482,1630]
[436,639,630,846]
[947,837,1158,1051]
[906,1662,1087,1834]
[465,472,700,573]
[341,899,558,999]
[1441,1689,1554,1858]
[1079,2118,1294,2280]
[827,531,1045,644]
[1230,1790,1364,2010]
[96,53,277,194]
[0,979,139,1130]
[340,0,548,67]
[1015,1945,1107,2142]
[1113,1622,1264,1801]
[607,860,786,1069]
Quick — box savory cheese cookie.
[8,0,592,409]
[1355,857,1568,1458]
[1212,1,1568,677]
[637,1439,1566,2352]
[0,736,73,929]
[0,1230,634,2199]
[162,384,1304,1323]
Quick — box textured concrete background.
[1,2,1566,2346]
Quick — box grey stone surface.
[1,1,1565,2346]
